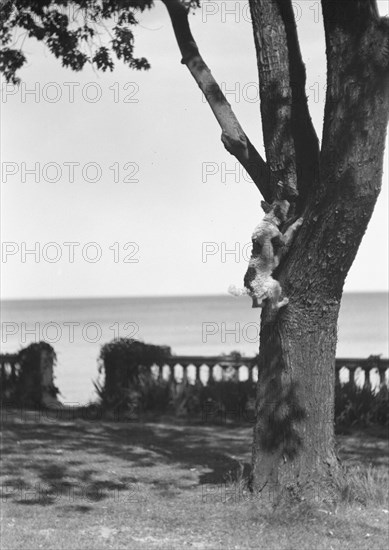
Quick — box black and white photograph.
[1,0,388,548]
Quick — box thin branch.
[161,0,272,201]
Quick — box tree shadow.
[336,429,389,468]
[1,407,387,510]
[1,409,252,509]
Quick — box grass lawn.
[1,409,388,549]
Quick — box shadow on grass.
[1,408,388,511]
[1,408,252,508]
[336,427,389,468]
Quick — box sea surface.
[1,293,388,404]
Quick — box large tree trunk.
[252,304,340,497]
[250,0,389,496]
[163,0,388,500]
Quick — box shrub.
[95,340,388,427]
[96,338,171,410]
[334,464,389,506]
[16,342,58,406]
[335,381,389,427]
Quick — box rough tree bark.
[250,0,389,497]
[164,0,389,499]
[249,0,320,206]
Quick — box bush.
[334,464,389,506]
[95,339,388,427]
[95,340,257,420]
[16,342,58,406]
[96,338,171,410]
[335,381,389,427]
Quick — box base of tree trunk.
[251,301,344,502]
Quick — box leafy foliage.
[17,341,59,405]
[0,0,201,83]
[335,380,389,427]
[97,338,171,410]
[18,340,57,363]
[0,0,154,83]
[176,379,257,421]
[95,352,389,427]
[99,337,171,371]
[334,464,389,506]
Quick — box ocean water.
[1,293,388,404]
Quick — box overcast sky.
[1,0,388,300]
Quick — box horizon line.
[1,290,389,302]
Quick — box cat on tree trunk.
[229,181,304,316]
[2,0,388,500]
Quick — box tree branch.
[249,0,299,201]
[320,0,389,200]
[275,0,320,208]
[322,0,381,32]
[248,0,321,208]
[161,0,272,202]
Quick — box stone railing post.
[16,343,59,408]
[195,365,201,383]
[208,365,214,383]
[182,365,188,383]
[39,347,60,407]
[379,367,387,388]
[0,360,7,396]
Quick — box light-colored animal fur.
[229,199,303,312]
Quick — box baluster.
[224,365,229,382]
[345,367,350,385]
[253,366,258,383]
[352,368,359,388]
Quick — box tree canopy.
[0,0,198,83]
